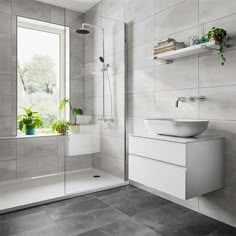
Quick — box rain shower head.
[76,27,90,34]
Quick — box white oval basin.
[144,119,209,137]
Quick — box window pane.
[17,27,60,129]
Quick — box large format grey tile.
[50,6,65,25]
[199,0,236,24]
[125,0,155,24]
[199,86,236,120]
[0,96,11,116]
[0,0,11,14]
[0,12,11,35]
[0,33,11,54]
[132,203,190,229]
[71,80,84,98]
[44,198,108,222]
[0,74,11,96]
[12,0,51,22]
[65,9,83,29]
[0,53,11,73]
[57,207,128,236]
[17,137,57,159]
[0,116,12,136]
[77,218,157,236]
[0,139,16,161]
[102,0,124,17]
[0,160,16,182]
[0,212,54,235]
[155,58,198,91]
[155,0,198,39]
[155,0,184,13]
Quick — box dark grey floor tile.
[132,203,190,229]
[100,187,153,208]
[10,223,67,236]
[44,198,109,222]
[76,219,158,236]
[206,224,236,236]
[57,207,128,236]
[115,195,171,217]
[0,211,54,236]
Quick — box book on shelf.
[157,38,175,45]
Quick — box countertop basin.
[144,119,209,137]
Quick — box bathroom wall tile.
[0,12,11,35]
[154,0,184,13]
[199,189,236,227]
[199,0,236,24]
[155,58,198,91]
[128,116,151,136]
[128,67,155,94]
[0,116,11,136]
[155,89,198,119]
[102,16,124,36]
[11,35,16,56]
[84,78,103,98]
[84,59,103,80]
[107,51,125,75]
[70,97,84,110]
[128,41,154,71]
[0,53,11,73]
[0,160,16,182]
[0,139,16,161]
[104,73,125,97]
[17,156,58,178]
[155,0,198,39]
[0,96,11,116]
[127,16,154,48]
[51,6,65,25]
[0,0,11,14]
[71,55,83,80]
[65,9,83,29]
[104,7,124,23]
[101,117,125,138]
[65,154,92,172]
[199,86,236,120]
[128,92,155,117]
[83,2,103,25]
[84,40,103,64]
[199,50,236,87]
[11,115,17,136]
[125,0,154,24]
[0,74,11,96]
[71,80,84,98]
[17,137,58,159]
[12,0,51,22]
[11,15,16,36]
[0,33,11,54]
[225,155,236,193]
[204,120,236,156]
[70,31,83,58]
[84,97,102,116]
[58,136,66,156]
[102,0,124,17]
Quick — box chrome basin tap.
[175,96,205,108]
[175,97,187,108]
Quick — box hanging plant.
[206,27,228,65]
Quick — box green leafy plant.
[51,119,71,135]
[17,106,42,132]
[59,98,83,125]
[206,27,228,65]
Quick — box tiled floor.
[0,185,235,236]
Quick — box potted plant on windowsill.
[17,106,42,135]
[51,119,71,135]
[59,98,83,134]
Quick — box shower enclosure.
[0,13,127,212]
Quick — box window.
[17,17,69,130]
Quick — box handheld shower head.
[99,56,104,63]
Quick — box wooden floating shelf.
[153,41,220,63]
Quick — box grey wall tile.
[0,139,16,161]
[0,96,11,116]
[155,89,198,119]
[58,136,66,156]
[83,2,103,25]
[225,155,236,193]
[12,0,51,22]
[125,0,155,24]
[51,6,65,25]
[0,0,11,14]
[17,137,58,159]
[0,33,11,54]
[155,0,184,13]
[71,80,84,98]
[199,0,236,24]
[84,79,103,98]
[199,50,236,87]
[199,86,236,120]
[128,116,151,136]
[0,116,11,136]
[103,0,124,17]
[127,16,154,48]
[71,55,83,80]
[84,97,102,115]
[101,117,125,138]
[128,92,155,117]
[155,0,198,39]
[17,156,58,178]
[65,154,92,172]
[0,160,16,181]
[0,12,11,35]
[65,9,83,29]
[0,53,11,73]
[128,67,155,94]
[155,58,198,91]
[0,74,11,96]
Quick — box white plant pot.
[76,115,93,125]
[70,124,80,134]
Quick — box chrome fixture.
[175,96,205,108]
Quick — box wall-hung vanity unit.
[129,134,224,200]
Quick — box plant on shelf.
[17,106,42,135]
[59,98,83,133]
[51,119,71,135]
[206,27,228,65]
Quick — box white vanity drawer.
[129,155,186,199]
[129,136,186,166]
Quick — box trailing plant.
[17,106,42,132]
[59,98,83,125]
[206,27,228,65]
[51,119,71,135]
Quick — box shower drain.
[93,175,101,178]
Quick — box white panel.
[129,155,186,199]
[129,136,186,166]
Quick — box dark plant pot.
[57,128,67,135]
[25,128,35,135]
